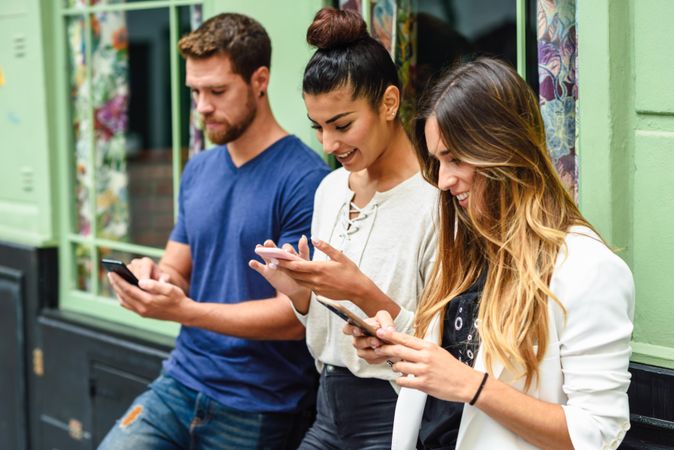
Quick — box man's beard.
[205,88,257,145]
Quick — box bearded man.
[99,13,329,450]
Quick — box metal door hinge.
[69,419,84,440]
[33,348,44,377]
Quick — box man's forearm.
[181,295,306,340]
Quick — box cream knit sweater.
[293,168,439,382]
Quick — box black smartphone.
[101,258,140,286]
[317,298,386,340]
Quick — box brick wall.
[127,151,175,249]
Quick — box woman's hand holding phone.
[248,236,312,312]
[370,324,483,404]
[344,310,398,366]
[276,239,369,305]
[276,238,401,319]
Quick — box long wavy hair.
[413,58,593,390]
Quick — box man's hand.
[127,256,171,283]
[108,273,194,323]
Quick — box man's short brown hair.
[178,13,271,81]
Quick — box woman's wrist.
[344,272,368,304]
[469,372,489,405]
[356,280,402,319]
[289,289,312,314]
[462,369,489,404]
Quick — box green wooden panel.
[632,342,674,369]
[577,0,674,369]
[0,0,27,15]
[630,0,674,368]
[634,0,674,114]
[207,0,326,155]
[576,0,632,250]
[631,132,674,365]
[0,0,56,246]
[66,290,181,336]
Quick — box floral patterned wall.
[68,11,130,241]
[340,0,416,129]
[537,0,578,199]
[188,5,205,156]
[68,11,130,291]
[394,0,416,129]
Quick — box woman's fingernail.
[311,237,321,246]
[269,261,278,270]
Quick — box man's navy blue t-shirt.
[164,135,330,413]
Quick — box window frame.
[55,0,203,336]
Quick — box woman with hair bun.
[249,7,439,449]
[346,57,634,450]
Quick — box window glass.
[123,8,175,248]
[525,0,539,94]
[93,0,155,4]
[179,5,205,159]
[89,10,134,243]
[65,0,86,8]
[417,0,517,90]
[74,243,93,292]
[66,14,92,236]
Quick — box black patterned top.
[417,271,486,450]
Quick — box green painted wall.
[0,0,58,247]
[578,0,674,368]
[630,0,674,367]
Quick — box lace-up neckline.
[341,202,376,236]
[327,171,421,265]
[333,198,379,266]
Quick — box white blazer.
[392,227,635,450]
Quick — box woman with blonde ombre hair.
[345,57,634,450]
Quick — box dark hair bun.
[307,7,368,49]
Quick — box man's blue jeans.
[97,374,314,450]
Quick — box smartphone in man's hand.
[101,259,140,287]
